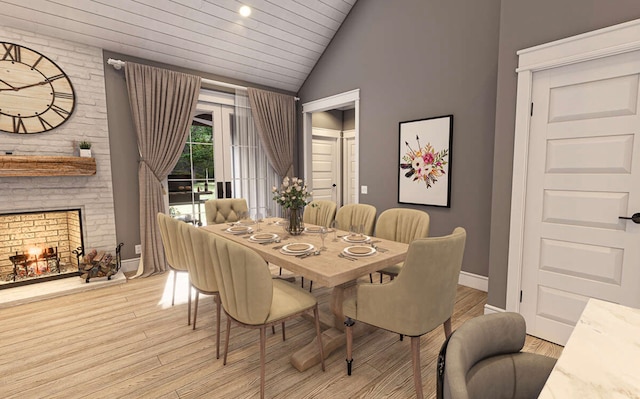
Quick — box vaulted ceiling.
[0,0,356,92]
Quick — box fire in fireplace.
[0,209,84,289]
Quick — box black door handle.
[619,213,640,224]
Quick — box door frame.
[506,19,640,313]
[302,89,360,203]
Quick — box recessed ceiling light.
[239,5,252,17]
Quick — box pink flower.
[423,152,434,164]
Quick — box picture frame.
[398,115,453,207]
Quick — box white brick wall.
[0,26,117,252]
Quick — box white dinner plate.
[343,246,376,257]
[226,226,253,234]
[281,243,314,254]
[304,226,324,233]
[236,220,255,226]
[249,233,278,242]
[343,234,371,243]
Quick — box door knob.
[619,213,640,224]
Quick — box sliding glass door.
[167,89,279,224]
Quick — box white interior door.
[520,50,640,345]
[343,130,356,205]
[311,128,340,202]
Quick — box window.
[167,114,215,225]
[167,89,280,224]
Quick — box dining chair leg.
[443,317,452,338]
[192,291,200,330]
[314,306,326,371]
[272,325,276,335]
[301,276,305,288]
[345,317,354,375]
[171,270,177,306]
[309,281,313,292]
[411,336,424,399]
[187,283,192,326]
[281,322,286,341]
[379,273,382,283]
[215,294,221,359]
[371,273,374,283]
[260,326,266,399]
[223,316,231,365]
[279,267,282,276]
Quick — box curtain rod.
[107,58,299,100]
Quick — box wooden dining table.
[202,218,409,371]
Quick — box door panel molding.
[507,19,640,316]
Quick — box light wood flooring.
[0,271,562,398]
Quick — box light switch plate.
[361,185,368,194]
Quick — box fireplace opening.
[0,209,84,289]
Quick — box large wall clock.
[0,42,76,134]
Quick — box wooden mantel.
[0,155,96,177]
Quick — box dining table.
[202,217,409,371]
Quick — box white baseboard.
[457,270,488,292]
[484,304,505,315]
[121,258,140,273]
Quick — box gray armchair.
[438,312,557,399]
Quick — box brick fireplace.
[0,209,84,288]
[0,26,119,294]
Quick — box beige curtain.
[125,62,201,276]
[247,88,296,178]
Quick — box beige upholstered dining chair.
[438,312,556,399]
[343,227,466,399]
[178,222,222,359]
[300,200,337,291]
[157,213,191,325]
[204,198,248,225]
[208,233,325,399]
[375,208,430,282]
[335,203,377,235]
[303,200,337,227]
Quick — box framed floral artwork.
[398,115,453,207]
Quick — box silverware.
[371,243,388,253]
[338,253,357,261]
[296,250,320,258]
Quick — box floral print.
[400,135,449,189]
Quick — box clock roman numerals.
[54,92,74,100]
[31,55,44,69]
[1,42,76,133]
[1,43,20,62]
[13,116,26,133]
[38,115,54,130]
[45,74,65,83]
[51,104,71,118]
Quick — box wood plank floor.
[0,271,562,398]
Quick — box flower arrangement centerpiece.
[272,176,312,235]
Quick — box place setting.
[224,225,253,235]
[248,232,280,244]
[279,242,319,258]
[342,233,371,244]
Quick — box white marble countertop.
[539,298,640,398]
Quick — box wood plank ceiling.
[0,0,356,92]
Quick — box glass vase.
[287,207,304,236]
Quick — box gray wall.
[312,110,343,130]
[299,0,502,277]
[102,50,294,259]
[488,0,640,308]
